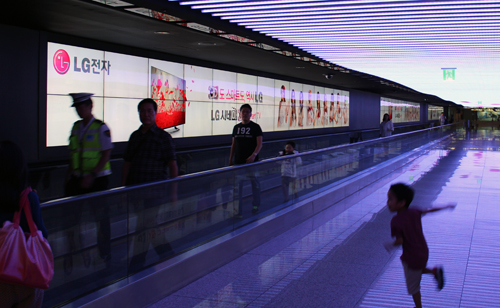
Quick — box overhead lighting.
[195,41,225,46]
[212,1,500,17]
[154,31,170,34]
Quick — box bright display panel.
[428,105,444,121]
[380,98,420,124]
[47,42,349,147]
[477,109,500,121]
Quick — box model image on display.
[306,90,314,127]
[290,89,297,127]
[314,92,321,127]
[298,91,304,127]
[277,85,288,128]
[329,93,335,124]
[322,94,328,126]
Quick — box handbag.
[0,187,54,289]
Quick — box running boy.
[385,183,456,308]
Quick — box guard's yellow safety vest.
[69,119,111,177]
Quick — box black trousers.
[65,175,111,259]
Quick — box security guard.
[65,93,113,196]
[64,93,113,265]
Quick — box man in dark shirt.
[229,104,263,216]
[122,99,178,185]
[122,98,178,272]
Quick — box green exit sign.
[442,68,456,81]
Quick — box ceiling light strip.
[197,0,417,13]
[248,17,500,29]
[273,30,500,39]
[264,24,500,35]
[238,13,500,26]
[228,6,500,23]
[253,20,500,31]
[212,1,500,17]
[283,33,500,41]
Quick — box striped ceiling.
[169,0,500,107]
[169,0,500,61]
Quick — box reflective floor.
[148,129,500,308]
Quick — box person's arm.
[421,202,457,214]
[28,192,48,239]
[246,136,263,163]
[81,149,111,189]
[121,161,130,186]
[229,137,236,166]
[168,160,178,178]
[92,149,111,175]
[296,154,302,165]
[389,121,394,132]
[66,160,73,183]
[384,236,403,252]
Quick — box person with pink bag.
[0,141,51,308]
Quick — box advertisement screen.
[478,109,500,121]
[428,105,444,121]
[381,98,420,124]
[46,42,349,147]
[150,66,186,129]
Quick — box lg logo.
[53,49,70,75]
[52,49,111,75]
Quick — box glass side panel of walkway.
[41,125,453,307]
[148,129,500,308]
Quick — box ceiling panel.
[171,0,500,107]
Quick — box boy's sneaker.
[435,267,445,290]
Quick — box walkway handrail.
[41,124,455,209]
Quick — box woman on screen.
[290,89,297,127]
[323,96,328,125]
[298,91,304,127]
[306,90,314,127]
[277,85,288,128]
[314,92,321,127]
[329,93,335,124]
[343,97,349,125]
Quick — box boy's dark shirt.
[232,121,263,164]
[391,208,429,269]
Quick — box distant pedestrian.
[380,113,394,137]
[385,183,456,308]
[229,104,263,216]
[439,112,447,126]
[278,141,301,202]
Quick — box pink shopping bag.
[0,187,54,289]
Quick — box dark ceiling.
[1,0,458,107]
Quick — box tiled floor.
[149,130,500,308]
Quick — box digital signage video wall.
[428,105,444,121]
[47,43,349,147]
[478,109,500,121]
[380,98,420,124]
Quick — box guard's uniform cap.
[69,93,94,107]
